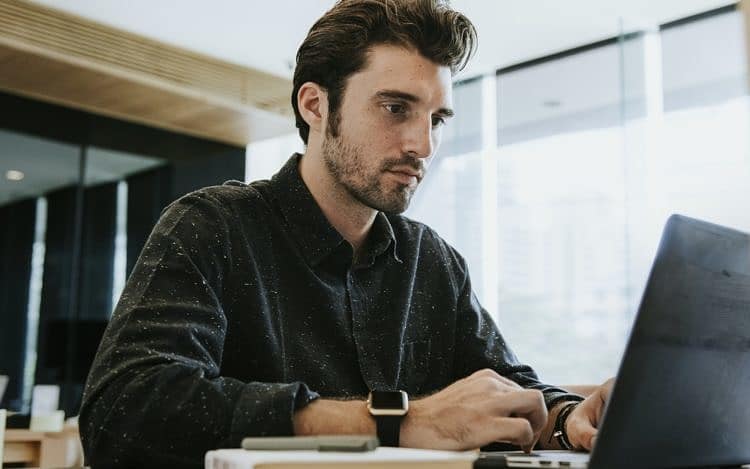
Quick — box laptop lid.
[588,214,750,469]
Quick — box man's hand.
[399,369,548,451]
[565,378,615,451]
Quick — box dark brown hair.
[292,0,477,144]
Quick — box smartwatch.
[367,390,409,447]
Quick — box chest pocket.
[397,339,431,394]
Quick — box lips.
[387,167,423,181]
[386,170,420,186]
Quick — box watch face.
[369,391,407,410]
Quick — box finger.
[521,431,541,454]
[491,416,535,449]
[568,415,597,451]
[592,380,614,424]
[490,389,548,436]
[600,378,615,401]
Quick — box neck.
[299,150,377,257]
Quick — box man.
[80,1,612,467]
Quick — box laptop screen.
[589,215,750,469]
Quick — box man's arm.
[558,378,615,451]
[538,400,580,450]
[79,191,318,468]
[293,369,548,451]
[292,374,597,452]
[293,399,374,436]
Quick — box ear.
[297,82,329,136]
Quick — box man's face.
[321,44,453,214]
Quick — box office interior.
[1,0,749,466]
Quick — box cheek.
[347,115,388,144]
[361,125,401,155]
[344,110,405,155]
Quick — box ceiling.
[28,0,738,81]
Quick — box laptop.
[480,214,750,469]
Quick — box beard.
[321,132,424,214]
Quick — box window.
[491,38,645,384]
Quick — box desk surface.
[3,427,79,467]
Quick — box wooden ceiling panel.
[0,0,293,145]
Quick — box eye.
[384,103,406,115]
[431,115,446,128]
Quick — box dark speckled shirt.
[80,154,580,468]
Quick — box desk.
[3,428,79,468]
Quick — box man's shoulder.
[151,180,277,236]
[169,179,273,213]
[186,179,270,202]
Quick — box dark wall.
[0,198,36,409]
[126,165,173,274]
[0,92,244,200]
[0,90,246,414]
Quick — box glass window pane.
[626,7,750,301]
[497,38,645,146]
[661,9,747,111]
[440,78,483,157]
[0,128,81,411]
[494,39,645,384]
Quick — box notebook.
[205,447,476,469]
[483,214,750,469]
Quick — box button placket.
[348,267,385,389]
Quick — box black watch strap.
[375,415,402,447]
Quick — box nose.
[401,115,435,159]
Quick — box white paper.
[205,447,476,469]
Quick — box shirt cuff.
[544,391,585,410]
[228,381,320,446]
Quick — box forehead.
[347,44,453,106]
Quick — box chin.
[357,184,414,214]
[379,198,411,214]
[381,207,408,215]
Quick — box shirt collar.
[269,153,400,267]
[365,211,402,266]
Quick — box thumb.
[569,416,598,451]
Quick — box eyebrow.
[374,90,455,118]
